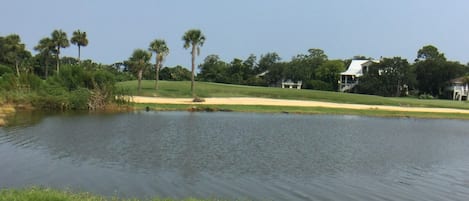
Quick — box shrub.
[68,88,91,110]
[0,73,18,91]
[419,94,434,99]
[305,80,333,91]
[0,64,13,76]
[54,64,86,91]
[19,74,43,91]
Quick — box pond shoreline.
[2,96,469,127]
[0,104,15,126]
[131,96,469,120]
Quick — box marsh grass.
[0,187,217,201]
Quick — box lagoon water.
[1,111,469,200]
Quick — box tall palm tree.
[34,37,55,78]
[70,30,88,61]
[128,49,152,93]
[51,29,70,75]
[149,39,169,90]
[182,29,205,97]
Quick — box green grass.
[117,80,469,110]
[0,188,215,201]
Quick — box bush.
[54,65,86,91]
[0,64,13,76]
[31,93,68,110]
[114,72,135,82]
[0,73,18,91]
[92,70,115,90]
[68,88,91,110]
[19,74,43,91]
[419,94,434,99]
[305,80,333,91]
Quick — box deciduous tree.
[0,34,31,77]
[414,45,464,97]
[357,57,413,97]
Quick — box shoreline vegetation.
[0,187,210,201]
[2,80,469,127]
[0,104,15,126]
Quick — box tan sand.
[131,96,469,114]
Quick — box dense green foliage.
[356,57,415,97]
[196,46,469,98]
[414,45,466,98]
[0,63,119,110]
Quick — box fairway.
[117,80,469,110]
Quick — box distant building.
[339,60,377,92]
[448,77,469,101]
[282,79,302,89]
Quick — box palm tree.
[149,39,169,90]
[128,49,152,93]
[70,30,88,61]
[34,37,55,78]
[51,29,70,75]
[182,29,205,97]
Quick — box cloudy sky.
[2,0,469,67]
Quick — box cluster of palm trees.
[34,28,204,97]
[34,29,88,77]
[130,29,205,97]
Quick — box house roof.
[450,76,469,84]
[340,60,369,76]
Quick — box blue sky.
[2,0,469,67]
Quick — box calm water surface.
[1,111,469,200]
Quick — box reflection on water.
[1,111,469,200]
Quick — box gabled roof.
[340,60,369,76]
[450,76,469,84]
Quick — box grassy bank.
[118,80,469,110]
[0,188,212,201]
[0,104,15,126]
[134,103,469,120]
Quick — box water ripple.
[1,112,469,200]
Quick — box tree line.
[1,28,469,111]
[196,46,469,99]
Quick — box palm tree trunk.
[15,60,20,77]
[45,56,49,79]
[191,45,196,97]
[137,69,143,93]
[78,45,81,62]
[155,57,159,90]
[56,48,60,75]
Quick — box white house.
[448,77,469,101]
[339,60,377,92]
[282,79,302,89]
